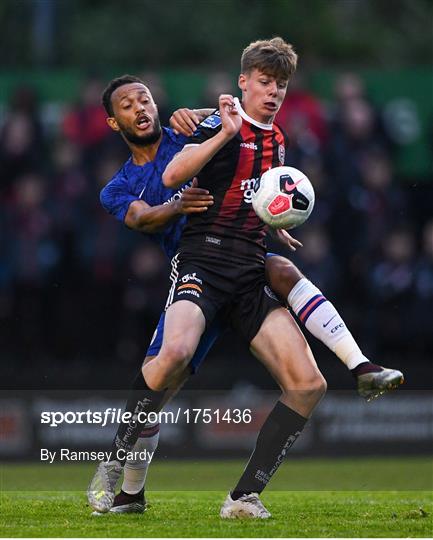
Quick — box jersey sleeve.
[186,109,222,146]
[100,171,138,224]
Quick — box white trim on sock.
[122,431,159,495]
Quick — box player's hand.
[170,108,200,136]
[176,178,214,214]
[219,94,242,138]
[274,229,303,251]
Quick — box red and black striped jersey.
[179,103,289,264]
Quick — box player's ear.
[106,116,120,132]
[238,74,247,92]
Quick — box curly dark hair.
[101,74,145,116]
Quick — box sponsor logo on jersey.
[181,272,202,285]
[240,141,258,150]
[201,113,221,129]
[163,181,193,205]
[278,144,285,165]
[240,177,259,204]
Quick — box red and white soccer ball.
[252,166,315,229]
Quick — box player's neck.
[130,137,162,166]
[236,98,275,129]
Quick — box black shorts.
[165,252,283,344]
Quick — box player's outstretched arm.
[124,179,213,233]
[170,108,214,136]
[163,94,242,188]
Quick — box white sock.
[122,424,159,495]
[287,278,369,370]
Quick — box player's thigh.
[250,307,322,389]
[265,254,304,299]
[159,300,206,360]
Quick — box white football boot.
[357,366,404,401]
[87,460,123,513]
[220,492,271,519]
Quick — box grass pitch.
[1,458,432,537]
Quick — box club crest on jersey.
[201,113,221,129]
[278,144,285,165]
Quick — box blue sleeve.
[187,110,222,145]
[100,173,138,224]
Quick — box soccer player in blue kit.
[87,69,403,515]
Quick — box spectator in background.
[8,173,58,285]
[116,242,168,368]
[201,71,236,107]
[0,85,46,196]
[295,154,336,227]
[6,173,59,358]
[276,72,328,165]
[326,97,388,188]
[62,76,113,171]
[412,219,433,354]
[329,72,391,149]
[338,148,408,272]
[291,224,341,299]
[367,226,417,353]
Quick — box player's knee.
[266,257,304,299]
[160,342,192,368]
[282,370,327,397]
[309,373,327,397]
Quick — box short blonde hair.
[241,37,298,81]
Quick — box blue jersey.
[100,127,190,259]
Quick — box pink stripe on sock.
[299,296,325,323]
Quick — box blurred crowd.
[0,73,432,389]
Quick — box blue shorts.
[146,311,224,374]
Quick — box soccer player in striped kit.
[87,58,403,516]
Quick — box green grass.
[0,460,432,537]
